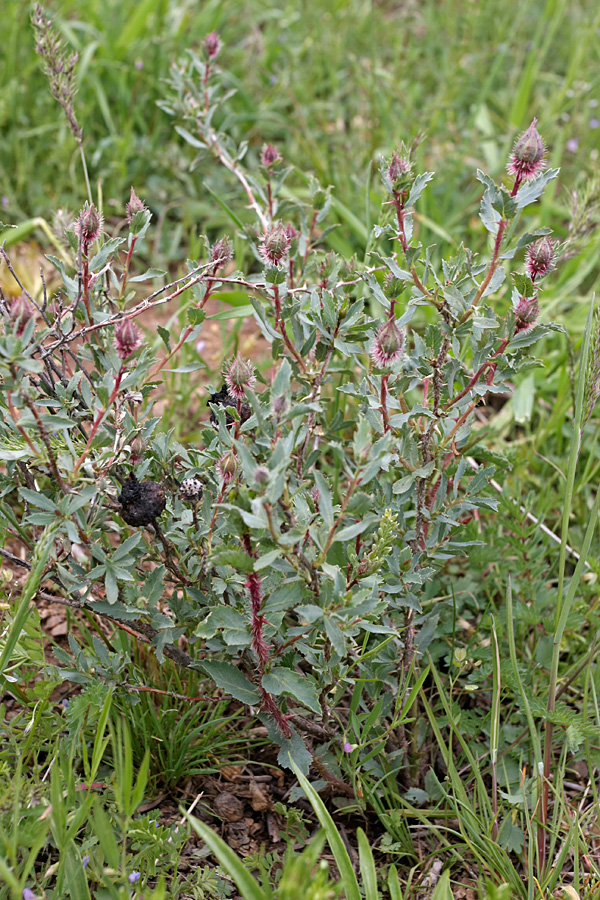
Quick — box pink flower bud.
[507,118,546,182]
[205,31,220,59]
[114,318,143,359]
[525,236,556,282]
[76,202,103,247]
[9,294,35,335]
[259,223,290,266]
[514,294,540,334]
[217,450,238,484]
[126,187,146,223]
[260,143,282,168]
[371,317,405,368]
[211,236,233,267]
[224,354,256,400]
[388,150,412,187]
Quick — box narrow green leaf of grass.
[357,827,379,900]
[289,757,361,900]
[186,814,268,900]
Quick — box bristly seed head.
[259,223,290,266]
[514,293,540,333]
[179,477,203,502]
[224,354,256,400]
[9,294,35,335]
[217,450,238,484]
[76,202,103,248]
[126,187,146,223]
[371,317,405,368]
[260,143,282,169]
[114,319,143,359]
[525,236,557,282]
[205,31,221,59]
[507,118,546,182]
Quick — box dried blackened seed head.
[118,473,166,526]
[208,384,251,428]
[180,477,203,502]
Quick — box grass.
[1,0,600,896]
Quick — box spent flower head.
[126,187,146,223]
[224,354,256,400]
[114,319,143,359]
[371,317,405,368]
[260,143,282,169]
[507,118,546,183]
[205,31,221,59]
[526,236,557,282]
[259,223,290,266]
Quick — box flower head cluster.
[260,143,282,169]
[217,450,238,484]
[259,223,290,266]
[205,31,220,59]
[114,319,143,359]
[223,354,256,400]
[513,293,540,334]
[10,294,35,335]
[525,236,557,282]
[371,317,405,368]
[507,118,546,183]
[126,187,146,224]
[388,150,412,187]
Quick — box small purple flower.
[590,118,599,129]
[23,890,36,900]
[566,138,579,153]
[260,143,282,169]
[128,870,141,884]
[205,31,220,59]
[134,60,144,70]
[61,698,69,711]
[343,741,353,753]
[1,196,8,209]
[82,854,90,867]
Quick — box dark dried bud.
[180,477,203,502]
[118,473,166,526]
[9,294,35,335]
[208,385,251,428]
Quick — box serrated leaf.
[262,667,321,714]
[406,172,435,208]
[515,168,559,209]
[211,547,255,573]
[89,237,125,271]
[157,325,171,349]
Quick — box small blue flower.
[128,871,141,884]
[82,854,90,867]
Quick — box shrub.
[0,27,564,774]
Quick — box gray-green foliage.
[0,32,564,777]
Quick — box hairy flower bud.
[371,317,405,368]
[114,319,143,359]
[388,150,412,187]
[260,143,282,169]
[211,236,233,267]
[76,202,103,247]
[217,450,238,484]
[126,187,146,223]
[9,294,35,335]
[525,236,557,282]
[224,354,256,400]
[205,31,220,59]
[129,435,146,464]
[259,223,290,266]
[507,118,546,182]
[514,294,540,334]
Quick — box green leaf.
[89,237,125,271]
[186,815,267,900]
[431,870,453,900]
[357,827,379,900]
[187,307,206,326]
[313,471,334,529]
[262,667,321,714]
[157,325,171,349]
[289,758,361,900]
[198,661,260,704]
[211,547,255,573]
